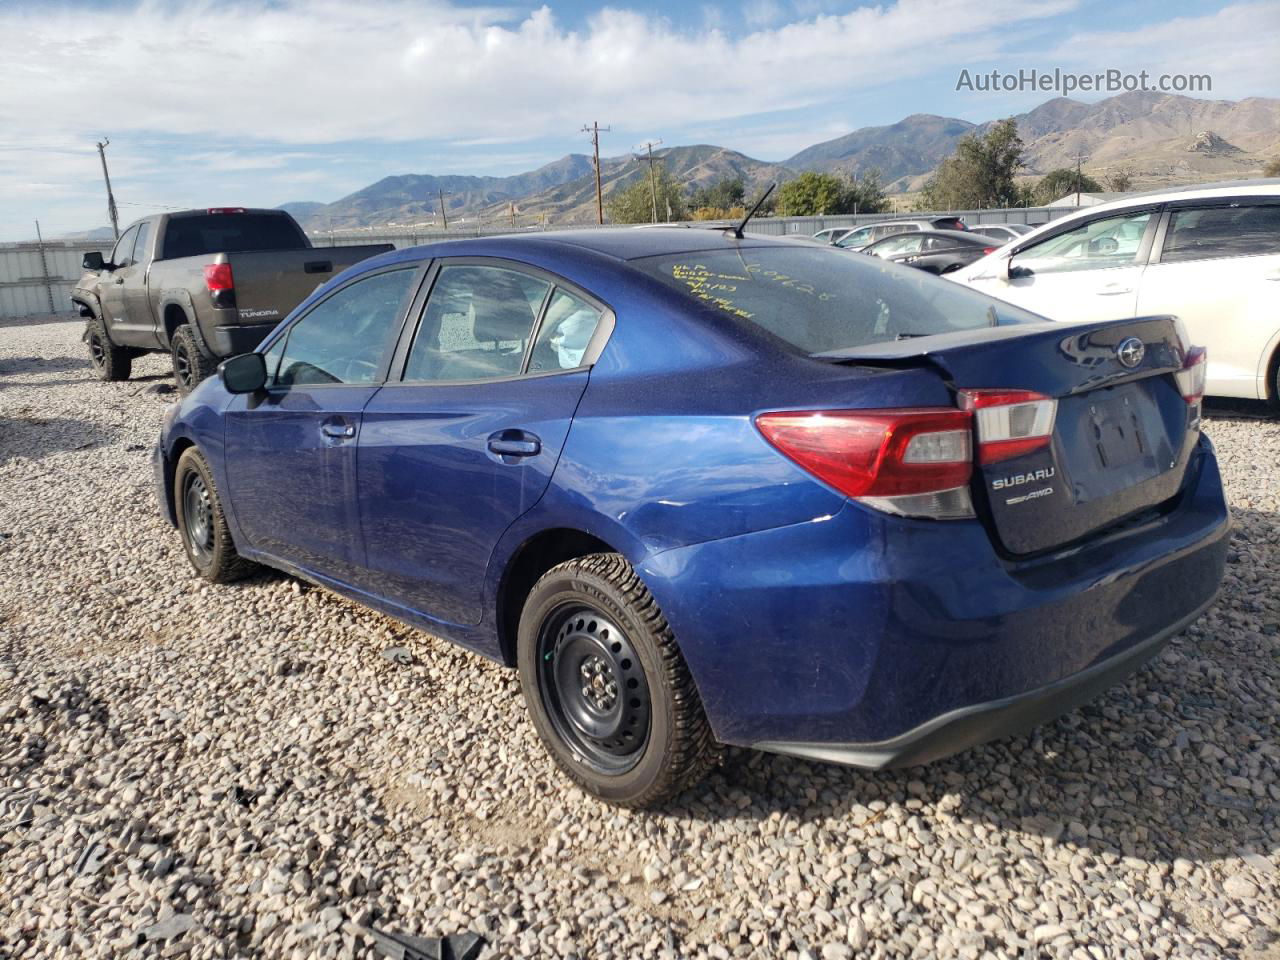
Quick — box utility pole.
[582,122,610,224]
[1069,154,1089,207]
[96,138,119,240]
[509,201,516,227]
[638,139,663,223]
[437,189,449,229]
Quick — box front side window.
[132,222,152,265]
[111,225,139,267]
[635,246,1043,354]
[275,269,416,386]
[405,265,551,382]
[1011,210,1151,275]
[1161,203,1280,263]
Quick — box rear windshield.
[634,246,1043,354]
[161,214,306,260]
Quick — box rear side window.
[528,289,602,372]
[1161,203,1280,263]
[161,214,306,260]
[275,269,416,386]
[405,265,551,382]
[634,246,1043,354]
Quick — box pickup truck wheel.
[517,553,718,808]
[174,447,255,583]
[171,325,217,395]
[86,317,132,382]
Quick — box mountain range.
[279,91,1278,229]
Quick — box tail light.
[756,409,975,519]
[959,389,1057,465]
[203,262,235,308]
[982,246,998,255]
[1176,346,1206,430]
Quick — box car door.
[98,224,139,339]
[223,263,423,582]
[358,259,611,627]
[1136,199,1280,399]
[969,208,1158,322]
[117,220,157,344]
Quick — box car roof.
[873,229,982,244]
[1042,179,1280,223]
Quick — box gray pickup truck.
[71,208,392,393]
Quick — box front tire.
[517,553,717,807]
[174,447,255,583]
[171,324,217,395]
[86,316,132,382]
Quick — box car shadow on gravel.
[1204,398,1277,421]
[0,414,115,463]
[670,506,1278,868]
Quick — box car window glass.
[276,269,416,387]
[111,226,138,267]
[405,265,551,382]
[1161,204,1280,263]
[836,227,873,248]
[131,222,151,265]
[529,289,602,372]
[1011,211,1151,274]
[874,235,923,257]
[261,333,287,385]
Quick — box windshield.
[634,245,1043,354]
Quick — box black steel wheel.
[173,446,255,583]
[85,316,132,381]
[517,553,718,807]
[536,602,652,774]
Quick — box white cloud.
[0,0,1082,147]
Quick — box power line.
[582,122,610,224]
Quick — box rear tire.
[174,447,255,583]
[517,553,717,807]
[171,324,217,395]
[86,316,132,382]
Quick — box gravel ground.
[1,316,1278,960]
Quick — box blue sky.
[0,0,1277,240]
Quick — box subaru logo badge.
[1116,337,1145,369]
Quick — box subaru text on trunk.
[154,229,1230,807]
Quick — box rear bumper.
[206,322,277,359]
[753,599,1208,768]
[638,436,1230,758]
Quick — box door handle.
[320,422,355,440]
[487,431,541,458]
[1095,285,1132,296]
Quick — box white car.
[951,181,1280,403]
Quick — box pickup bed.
[72,208,392,393]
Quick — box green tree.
[1033,167,1105,205]
[775,170,889,216]
[1104,168,1135,192]
[689,177,745,211]
[922,118,1024,209]
[607,167,687,223]
[1264,157,1280,178]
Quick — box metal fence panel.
[0,206,1085,319]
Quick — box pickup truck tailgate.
[222,245,394,324]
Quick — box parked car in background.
[155,228,1226,807]
[72,208,392,393]
[812,227,858,245]
[859,229,995,274]
[951,181,1280,403]
[967,223,1036,244]
[834,216,968,251]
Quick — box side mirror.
[219,353,267,394]
[82,251,106,271]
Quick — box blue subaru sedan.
[154,228,1229,806]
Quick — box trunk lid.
[820,315,1199,555]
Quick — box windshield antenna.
[729,182,776,239]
